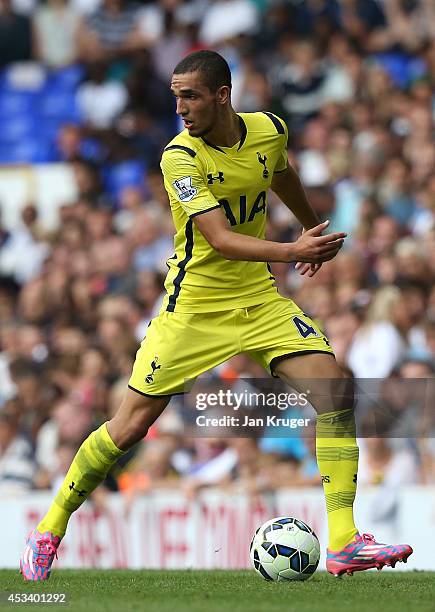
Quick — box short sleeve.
[272,115,289,173]
[160,148,221,218]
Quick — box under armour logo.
[207,172,224,184]
[257,153,269,178]
[145,356,161,384]
[69,481,86,497]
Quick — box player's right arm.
[194,209,345,264]
[161,148,345,264]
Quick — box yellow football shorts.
[128,295,334,397]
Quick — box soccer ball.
[250,516,320,581]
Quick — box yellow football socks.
[316,408,359,551]
[37,423,125,538]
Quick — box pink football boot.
[20,529,61,581]
[326,533,413,577]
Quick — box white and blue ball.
[250,516,320,581]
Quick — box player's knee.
[108,412,150,450]
[108,393,168,450]
[120,412,151,449]
[333,371,355,413]
[313,370,355,415]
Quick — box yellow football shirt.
[160,111,289,313]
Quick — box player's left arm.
[270,163,320,231]
[266,113,333,276]
[266,114,320,230]
[271,164,326,277]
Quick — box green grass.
[0,570,434,612]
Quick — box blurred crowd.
[0,0,434,505]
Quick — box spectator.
[0,206,50,285]
[368,216,400,259]
[324,310,360,365]
[358,437,420,487]
[181,438,238,498]
[357,419,421,536]
[373,0,435,53]
[347,286,407,377]
[286,0,341,41]
[199,0,258,46]
[125,49,175,120]
[0,0,32,67]
[0,403,35,494]
[232,54,270,112]
[134,2,191,81]
[70,0,101,16]
[70,160,104,203]
[127,209,173,274]
[377,158,417,227]
[56,125,85,162]
[118,438,180,495]
[339,0,386,52]
[33,0,80,68]
[113,186,147,234]
[271,39,327,133]
[115,108,169,167]
[77,0,140,63]
[35,398,94,484]
[423,320,435,359]
[76,61,129,130]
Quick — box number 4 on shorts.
[292,316,319,339]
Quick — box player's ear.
[216,85,231,105]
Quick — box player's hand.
[291,220,346,264]
[295,261,322,277]
[295,226,322,277]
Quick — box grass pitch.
[0,570,434,612]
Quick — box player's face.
[171,72,222,138]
